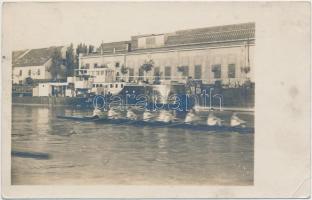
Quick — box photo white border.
[1,1,310,198]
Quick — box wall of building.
[80,54,125,69]
[13,65,48,84]
[79,54,126,83]
[37,83,52,96]
[79,44,255,85]
[43,59,53,80]
[137,34,165,49]
[12,58,53,84]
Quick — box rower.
[230,112,246,127]
[107,108,120,119]
[157,110,174,123]
[207,110,222,126]
[143,110,153,121]
[126,108,137,120]
[92,107,102,118]
[92,107,107,119]
[184,109,199,124]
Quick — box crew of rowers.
[92,107,247,127]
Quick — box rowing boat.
[57,115,254,133]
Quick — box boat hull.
[57,115,254,133]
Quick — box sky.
[3,2,258,51]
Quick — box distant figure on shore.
[184,109,199,124]
[157,110,174,123]
[230,113,246,127]
[126,108,137,120]
[207,110,222,126]
[143,110,154,121]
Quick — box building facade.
[12,46,67,84]
[79,22,255,86]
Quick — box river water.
[12,105,253,185]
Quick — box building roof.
[98,41,130,54]
[132,40,255,54]
[12,49,28,61]
[83,40,255,58]
[175,22,254,36]
[82,22,255,57]
[12,46,64,68]
[166,22,255,46]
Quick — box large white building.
[78,22,255,86]
[12,46,67,84]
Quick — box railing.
[12,85,33,94]
[116,75,189,80]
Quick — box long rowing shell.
[56,115,99,121]
[57,115,254,133]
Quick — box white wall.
[79,44,255,85]
[137,34,165,49]
[12,58,53,84]
[38,83,52,96]
[75,80,92,89]
[13,65,47,84]
[80,54,125,69]
[32,86,39,96]
[43,58,53,80]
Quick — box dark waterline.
[12,105,254,185]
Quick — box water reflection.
[36,107,49,135]
[12,105,253,185]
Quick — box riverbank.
[12,96,255,114]
[12,96,93,107]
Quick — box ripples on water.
[12,105,254,185]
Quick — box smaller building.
[12,46,67,84]
[33,82,69,97]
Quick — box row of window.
[18,64,236,79]
[83,62,120,69]
[210,64,236,79]
[19,69,41,76]
[78,70,113,76]
[93,83,124,88]
[136,64,236,79]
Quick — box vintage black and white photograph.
[1,1,310,198]
[9,2,255,185]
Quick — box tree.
[140,59,154,73]
[76,43,88,56]
[65,44,77,77]
[140,59,154,82]
[50,49,63,79]
[115,62,120,68]
[177,66,188,76]
[240,65,251,84]
[88,45,94,54]
[74,43,89,72]
[154,71,163,84]
[177,66,185,73]
[241,66,250,74]
[25,77,33,85]
[120,64,128,75]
